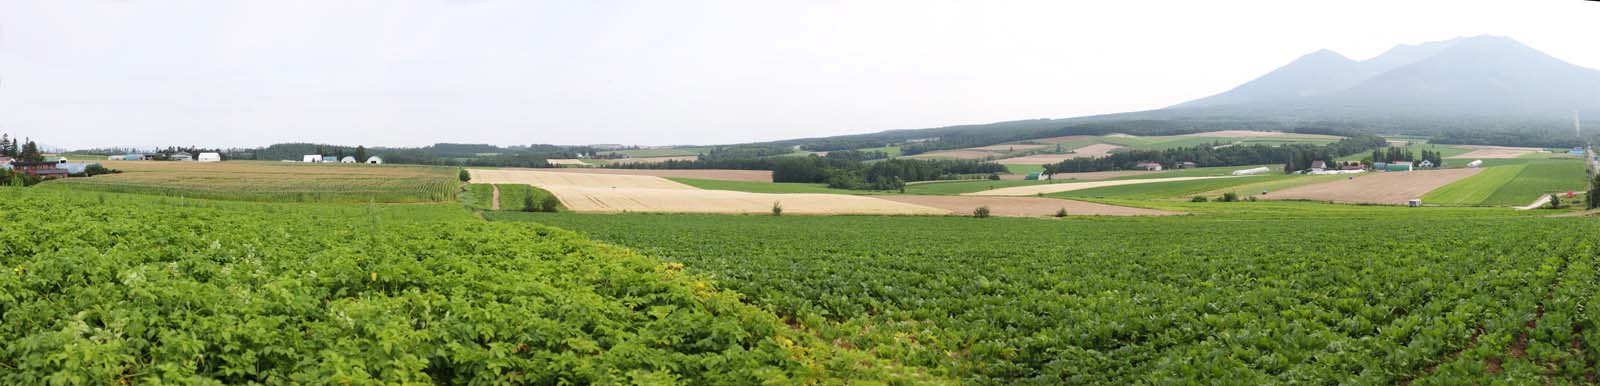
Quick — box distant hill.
[763,35,1600,150]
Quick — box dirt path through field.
[963,176,1243,196]
[1516,192,1585,210]
[877,195,1179,217]
[491,184,501,210]
[1262,169,1482,205]
[468,168,948,215]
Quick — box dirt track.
[1447,145,1544,159]
[508,167,774,182]
[878,195,1179,217]
[468,169,948,215]
[1262,169,1482,204]
[964,176,1242,196]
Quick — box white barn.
[340,156,357,163]
[302,155,322,163]
[198,152,222,162]
[366,156,383,164]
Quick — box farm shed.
[1176,161,1197,169]
[1134,162,1163,171]
[366,156,383,164]
[57,162,94,175]
[107,155,125,161]
[1232,167,1270,176]
[1418,160,1434,168]
[1024,172,1049,180]
[340,156,357,163]
[198,152,221,162]
[170,153,193,161]
[302,155,322,163]
[322,156,338,163]
[1386,162,1414,172]
[1467,160,1484,168]
[1310,161,1328,171]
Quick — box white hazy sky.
[2,0,1597,149]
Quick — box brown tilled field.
[969,143,1047,152]
[1262,168,1483,204]
[996,144,1121,164]
[877,195,1178,217]
[468,169,948,215]
[517,167,773,182]
[1447,145,1544,159]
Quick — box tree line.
[0,133,45,162]
[1045,134,1388,173]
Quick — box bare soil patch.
[964,176,1241,196]
[1262,168,1482,204]
[1447,145,1544,159]
[468,169,947,215]
[878,195,1178,217]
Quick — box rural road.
[1516,191,1584,211]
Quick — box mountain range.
[1170,35,1600,118]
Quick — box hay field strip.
[964,176,1243,196]
[1262,168,1482,205]
[467,168,948,215]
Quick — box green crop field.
[503,212,1600,385]
[1480,160,1588,206]
[599,147,709,157]
[901,179,1054,195]
[40,160,459,203]
[0,188,940,385]
[1046,175,1296,200]
[1004,164,1045,175]
[1423,165,1526,206]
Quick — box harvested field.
[1262,168,1483,204]
[601,156,699,165]
[906,149,998,160]
[527,167,773,182]
[1031,135,1091,143]
[1386,140,1411,147]
[970,143,1047,152]
[963,176,1241,196]
[995,144,1121,164]
[877,195,1178,217]
[468,169,947,215]
[546,159,590,166]
[49,160,457,202]
[1447,145,1544,159]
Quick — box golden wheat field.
[43,160,459,202]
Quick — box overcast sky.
[2,1,1597,149]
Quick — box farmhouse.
[302,155,322,163]
[12,161,67,179]
[340,156,357,163]
[1310,161,1328,171]
[366,156,383,164]
[1135,162,1163,171]
[198,152,221,162]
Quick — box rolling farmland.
[506,212,1600,385]
[41,161,458,203]
[1263,169,1482,205]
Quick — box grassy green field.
[1004,164,1045,175]
[1481,160,1588,206]
[465,183,565,211]
[505,211,1600,385]
[1423,165,1526,205]
[1046,175,1298,200]
[901,179,1053,195]
[41,160,459,203]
